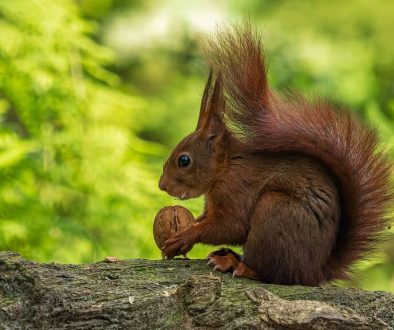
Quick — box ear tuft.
[196,70,225,137]
[196,69,213,130]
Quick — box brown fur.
[159,24,393,285]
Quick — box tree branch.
[0,252,392,329]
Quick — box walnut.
[153,205,195,256]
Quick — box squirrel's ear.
[197,72,225,137]
[196,69,213,130]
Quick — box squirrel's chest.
[205,178,262,223]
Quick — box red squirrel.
[158,25,393,286]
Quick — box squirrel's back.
[206,24,393,280]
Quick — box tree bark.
[0,251,392,329]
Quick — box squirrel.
[158,25,393,286]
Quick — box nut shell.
[153,205,195,252]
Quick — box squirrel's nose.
[158,177,167,191]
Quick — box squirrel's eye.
[178,155,191,167]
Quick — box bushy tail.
[205,24,393,280]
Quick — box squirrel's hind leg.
[207,248,260,280]
[207,248,240,272]
[244,191,335,286]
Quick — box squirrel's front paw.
[162,227,196,259]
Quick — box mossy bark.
[0,251,392,329]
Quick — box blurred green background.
[0,0,393,291]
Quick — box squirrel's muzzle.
[158,176,167,192]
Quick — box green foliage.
[0,0,392,291]
[0,0,167,263]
